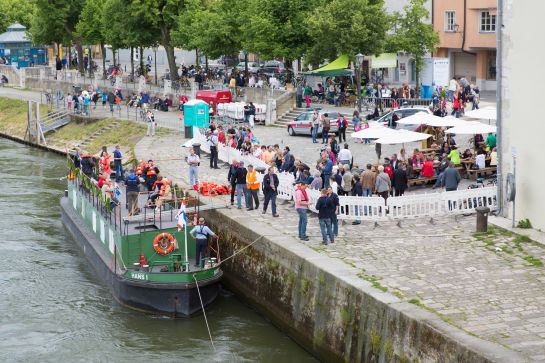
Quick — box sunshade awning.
[305,54,352,77]
[375,130,432,145]
[464,106,497,121]
[351,125,398,139]
[395,112,437,125]
[370,53,397,69]
[446,122,497,135]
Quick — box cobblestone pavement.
[136,134,545,361]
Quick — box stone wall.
[202,208,525,363]
[0,65,20,85]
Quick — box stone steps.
[73,120,122,150]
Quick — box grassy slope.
[0,97,47,138]
[0,97,171,158]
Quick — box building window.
[445,11,456,32]
[480,11,496,32]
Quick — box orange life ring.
[153,233,175,255]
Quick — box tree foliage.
[386,0,439,86]
[75,0,105,45]
[129,0,184,80]
[175,0,246,60]
[306,0,389,65]
[243,0,318,61]
[0,0,36,34]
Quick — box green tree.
[175,0,247,68]
[306,0,389,64]
[0,0,36,33]
[130,0,184,81]
[30,0,86,74]
[386,0,439,93]
[243,0,319,74]
[75,0,106,77]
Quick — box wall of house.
[500,0,545,230]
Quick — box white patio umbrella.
[445,121,497,135]
[351,125,398,139]
[375,130,432,145]
[424,115,471,128]
[465,106,496,121]
[394,111,437,125]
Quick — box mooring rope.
[193,274,216,352]
[219,235,264,265]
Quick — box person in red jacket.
[383,158,393,179]
[421,156,435,178]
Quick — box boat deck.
[120,189,228,236]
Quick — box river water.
[0,139,316,363]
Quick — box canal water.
[0,139,316,363]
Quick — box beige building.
[500,0,545,230]
[433,0,497,90]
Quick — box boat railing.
[67,161,125,235]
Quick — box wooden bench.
[466,167,497,180]
[408,176,437,187]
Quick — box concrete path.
[135,134,544,361]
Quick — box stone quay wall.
[201,207,525,363]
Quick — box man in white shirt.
[187,148,200,187]
[208,130,219,169]
[338,143,352,169]
[475,152,486,169]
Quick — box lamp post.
[355,53,364,113]
[152,46,158,86]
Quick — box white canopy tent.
[465,106,496,121]
[446,122,497,135]
[394,112,438,125]
[423,115,471,128]
[351,125,398,139]
[375,130,432,145]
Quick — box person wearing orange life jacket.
[143,160,159,191]
[246,164,260,211]
[147,176,165,206]
[155,179,172,211]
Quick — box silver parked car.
[287,110,341,136]
[235,61,261,73]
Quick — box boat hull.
[60,196,222,317]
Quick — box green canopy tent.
[304,54,353,77]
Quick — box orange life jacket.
[246,170,260,190]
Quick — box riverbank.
[0,96,171,159]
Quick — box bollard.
[476,206,490,233]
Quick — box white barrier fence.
[217,102,267,123]
[187,128,497,221]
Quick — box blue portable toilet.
[183,99,210,138]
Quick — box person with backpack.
[321,113,330,144]
[337,115,348,143]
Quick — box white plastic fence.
[387,193,444,219]
[337,196,388,221]
[276,173,295,200]
[216,102,267,121]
